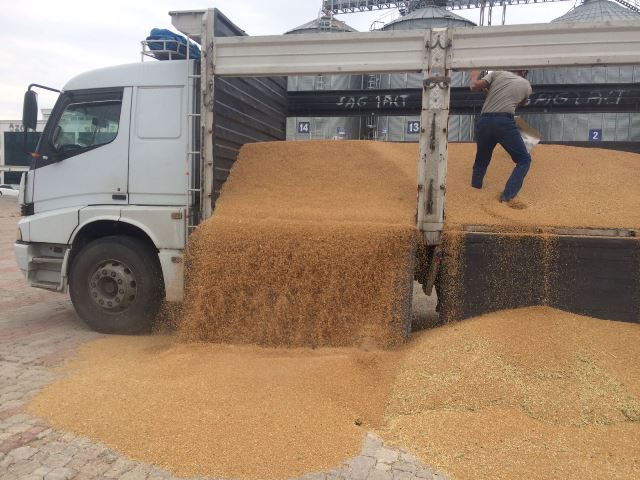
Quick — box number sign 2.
[589,129,603,142]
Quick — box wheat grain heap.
[28,308,640,480]
[440,143,640,321]
[444,143,640,230]
[28,338,401,480]
[383,307,640,480]
[181,141,639,346]
[181,141,418,347]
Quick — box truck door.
[32,87,131,213]
[128,85,188,206]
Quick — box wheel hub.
[89,260,138,312]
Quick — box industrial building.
[523,0,640,146]
[0,114,47,185]
[287,0,640,149]
[285,15,366,141]
[286,5,475,142]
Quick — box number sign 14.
[298,122,311,134]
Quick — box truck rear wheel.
[69,236,164,334]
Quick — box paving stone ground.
[0,197,445,480]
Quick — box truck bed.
[439,227,640,323]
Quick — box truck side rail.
[210,21,640,76]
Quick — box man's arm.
[469,70,489,92]
[518,83,533,107]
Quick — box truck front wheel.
[69,236,164,334]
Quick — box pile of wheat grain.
[439,143,640,321]
[28,336,401,479]
[444,143,640,231]
[180,141,418,348]
[181,141,640,342]
[28,307,640,480]
[381,306,640,480]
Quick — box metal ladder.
[185,36,202,236]
[140,37,202,236]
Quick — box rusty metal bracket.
[429,112,437,151]
[425,36,452,51]
[424,76,451,90]
[427,179,434,214]
[423,246,442,296]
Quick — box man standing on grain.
[469,70,532,205]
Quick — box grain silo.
[286,6,477,142]
[378,4,477,142]
[286,15,364,141]
[524,0,640,147]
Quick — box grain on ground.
[381,306,640,480]
[28,336,401,479]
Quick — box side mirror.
[23,90,38,131]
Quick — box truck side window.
[52,100,122,156]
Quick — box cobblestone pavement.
[0,197,445,480]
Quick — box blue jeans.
[472,114,531,201]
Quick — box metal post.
[417,28,451,247]
[200,9,216,221]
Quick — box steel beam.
[322,1,412,13]
[212,21,640,77]
[418,28,452,246]
[0,166,29,172]
[321,0,571,13]
[452,21,640,70]
[213,31,425,76]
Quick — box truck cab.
[15,8,289,334]
[16,60,195,333]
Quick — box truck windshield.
[52,100,121,152]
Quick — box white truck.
[15,8,640,333]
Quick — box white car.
[0,184,19,197]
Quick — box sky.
[0,0,580,120]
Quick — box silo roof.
[552,0,640,23]
[384,6,476,28]
[285,17,358,34]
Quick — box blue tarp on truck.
[146,28,201,61]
